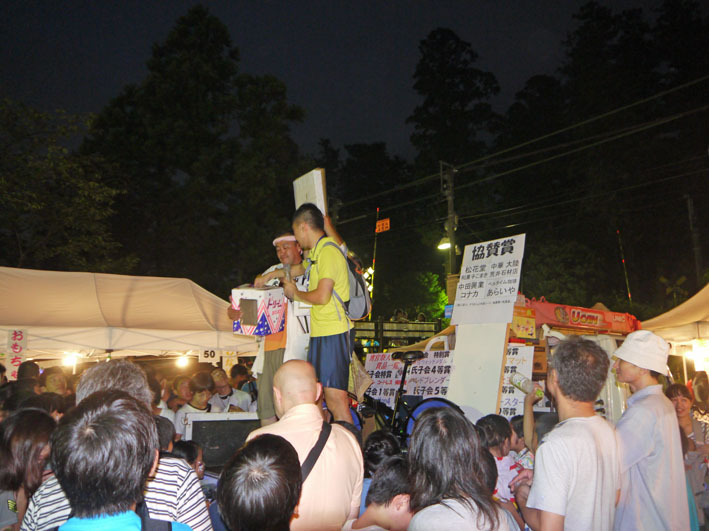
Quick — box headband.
[273,235,297,246]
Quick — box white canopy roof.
[642,283,709,344]
[0,266,257,361]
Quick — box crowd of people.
[0,202,701,530]
[0,328,699,531]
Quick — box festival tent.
[0,266,257,364]
[642,282,709,344]
[642,283,709,377]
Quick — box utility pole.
[685,194,703,286]
[440,161,457,276]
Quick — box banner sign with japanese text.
[498,344,534,419]
[5,329,28,381]
[364,351,453,408]
[451,234,526,325]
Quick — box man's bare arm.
[283,277,333,306]
[254,263,307,287]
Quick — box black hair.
[50,390,158,518]
[3,379,39,412]
[363,429,401,477]
[172,439,201,465]
[365,455,409,507]
[20,392,66,415]
[408,407,499,529]
[0,408,56,496]
[510,415,524,440]
[230,364,249,379]
[665,383,693,401]
[148,376,162,407]
[292,203,325,231]
[17,361,40,380]
[550,337,610,402]
[190,372,215,394]
[478,449,498,495]
[154,415,175,451]
[476,414,512,450]
[218,434,302,531]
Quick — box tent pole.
[683,351,688,384]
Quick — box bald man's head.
[273,360,320,417]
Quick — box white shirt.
[614,384,690,531]
[527,414,620,531]
[22,457,211,531]
[174,402,222,438]
[408,498,511,531]
[208,387,252,412]
[158,399,176,425]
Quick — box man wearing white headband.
[612,330,689,530]
[252,230,310,425]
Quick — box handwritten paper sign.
[451,234,526,325]
[364,351,453,408]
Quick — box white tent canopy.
[0,266,257,362]
[642,283,709,344]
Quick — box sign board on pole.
[293,168,327,215]
[364,351,453,408]
[451,234,526,325]
[375,218,390,233]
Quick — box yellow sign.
[512,306,536,339]
[375,218,390,233]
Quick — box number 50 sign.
[199,349,222,363]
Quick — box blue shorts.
[308,330,354,391]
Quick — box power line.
[338,104,709,224]
[338,73,709,210]
[455,73,709,172]
[343,166,708,247]
[454,104,709,192]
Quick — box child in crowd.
[172,440,206,480]
[174,372,220,439]
[479,449,524,530]
[360,430,401,517]
[342,455,412,531]
[509,415,534,469]
[476,414,523,503]
[168,375,193,412]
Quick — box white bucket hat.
[614,330,670,375]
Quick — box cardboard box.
[231,287,286,336]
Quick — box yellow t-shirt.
[308,236,351,337]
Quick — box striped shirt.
[21,457,212,531]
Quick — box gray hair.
[76,360,152,408]
[550,337,610,402]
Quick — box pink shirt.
[248,403,363,531]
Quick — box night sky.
[1,0,661,160]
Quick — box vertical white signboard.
[451,234,526,325]
[293,168,327,215]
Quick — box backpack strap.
[319,241,350,321]
[136,501,172,531]
[300,421,332,482]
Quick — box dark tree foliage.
[407,28,499,170]
[81,5,305,294]
[0,99,131,272]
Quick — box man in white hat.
[612,330,689,531]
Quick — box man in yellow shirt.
[283,203,353,424]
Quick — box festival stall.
[0,266,258,378]
[642,282,709,380]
